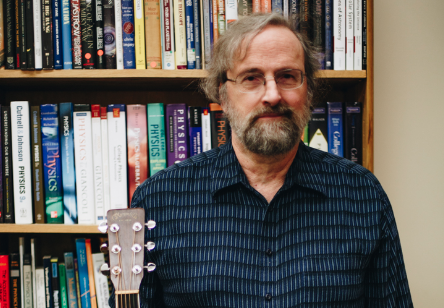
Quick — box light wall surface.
[374,0,444,306]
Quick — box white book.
[160,0,175,69]
[91,105,105,224]
[31,238,37,308]
[283,0,289,18]
[92,253,110,308]
[33,0,42,69]
[11,102,33,224]
[23,255,33,308]
[19,237,25,306]
[202,0,211,65]
[107,105,128,209]
[201,107,211,152]
[346,0,354,70]
[354,0,362,70]
[35,268,46,308]
[114,0,124,69]
[73,106,95,224]
[333,0,346,70]
[225,0,237,28]
[173,0,187,69]
[100,108,111,220]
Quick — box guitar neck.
[116,291,140,308]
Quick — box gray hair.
[200,13,321,106]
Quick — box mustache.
[250,104,296,122]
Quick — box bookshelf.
[0,0,374,256]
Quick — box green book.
[147,103,167,176]
[303,124,309,146]
[59,263,69,308]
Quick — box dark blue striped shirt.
[111,141,413,307]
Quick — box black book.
[289,0,298,31]
[14,0,21,68]
[96,0,105,69]
[42,0,54,69]
[308,102,328,152]
[2,107,14,223]
[312,0,324,69]
[299,0,312,40]
[209,104,230,149]
[31,106,45,223]
[19,0,27,69]
[344,102,363,165]
[103,0,116,69]
[51,257,61,308]
[43,256,54,308]
[25,0,35,69]
[10,253,21,308]
[80,0,96,68]
[5,0,16,69]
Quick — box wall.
[374,0,444,306]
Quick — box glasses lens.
[238,73,264,92]
[275,70,303,89]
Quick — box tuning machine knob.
[100,242,108,254]
[98,221,108,234]
[100,263,110,276]
[144,262,156,272]
[145,220,156,230]
[145,241,155,251]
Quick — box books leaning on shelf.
[0,0,366,70]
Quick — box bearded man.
[111,13,413,308]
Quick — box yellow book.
[173,0,187,69]
[134,0,147,69]
[144,0,162,69]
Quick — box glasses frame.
[225,69,306,93]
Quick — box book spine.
[58,264,68,308]
[100,108,110,220]
[133,0,145,69]
[103,0,116,68]
[211,0,217,43]
[201,107,211,152]
[114,0,123,68]
[53,0,63,69]
[260,0,270,12]
[209,103,229,149]
[73,105,95,224]
[95,0,105,68]
[5,0,16,69]
[308,104,328,151]
[324,0,332,69]
[166,104,188,166]
[81,0,96,68]
[11,101,33,224]
[31,238,37,308]
[127,105,148,203]
[345,0,353,70]
[107,105,128,209]
[147,103,167,177]
[25,0,35,69]
[252,0,259,13]
[202,0,211,65]
[59,103,77,224]
[71,0,82,69]
[160,0,175,69]
[23,254,32,308]
[217,0,225,35]
[312,0,324,69]
[144,0,161,69]
[41,104,64,224]
[50,258,61,308]
[42,0,54,69]
[224,0,236,28]
[2,107,14,223]
[15,0,20,68]
[84,240,97,308]
[0,108,3,222]
[353,0,362,70]
[33,0,43,69]
[91,105,104,224]
[35,268,46,308]
[43,256,53,308]
[333,0,345,70]
[362,0,366,70]
[19,0,27,68]
[185,0,195,69]
[0,1,3,68]
[63,253,78,308]
[327,102,343,157]
[91,254,109,308]
[345,102,362,165]
[62,0,73,68]
[188,106,202,157]
[75,239,90,308]
[173,0,187,69]
[237,0,250,16]
[73,259,81,308]
[10,253,21,308]
[121,0,135,68]
[289,0,297,30]
[271,0,281,14]
[0,255,10,308]
[299,0,309,39]
[31,106,45,223]
[19,237,24,307]
[283,0,288,17]
[193,0,201,68]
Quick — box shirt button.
[265,293,272,301]
[266,249,272,256]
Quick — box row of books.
[0,237,110,308]
[0,102,230,225]
[305,101,363,163]
[0,0,366,70]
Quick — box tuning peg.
[98,221,108,234]
[144,262,156,272]
[100,242,108,254]
[100,263,110,276]
[145,220,156,230]
[145,241,155,251]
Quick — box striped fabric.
[110,141,413,308]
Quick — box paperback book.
[147,103,167,176]
[166,104,188,166]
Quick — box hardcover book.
[58,263,69,308]
[193,0,201,68]
[209,103,229,149]
[31,238,37,308]
[41,104,64,224]
[2,107,14,223]
[0,108,3,222]
[25,0,35,69]
[71,0,82,69]
[51,258,61,308]
[100,108,111,221]
[166,104,188,166]
[85,239,97,308]
[114,0,124,69]
[23,254,32,308]
[63,252,78,308]
[75,239,91,308]
[80,0,96,68]
[225,0,237,27]
[147,103,167,176]
[19,237,24,307]
[5,0,16,69]
[289,0,298,30]
[333,0,345,70]
[19,0,27,69]
[11,101,33,224]
[325,0,333,69]
[42,0,54,69]
[95,0,104,68]
[160,0,175,69]
[308,103,328,152]
[33,0,43,70]
[73,259,81,308]
[362,0,367,70]
[0,255,10,308]
[144,0,161,69]
[188,106,202,157]
[73,105,95,224]
[345,0,353,70]
[62,0,73,69]
[52,0,63,69]
[91,105,105,224]
[31,106,45,224]
[353,0,362,70]
[43,255,53,308]
[173,0,187,69]
[344,102,362,165]
[202,0,211,65]
[59,103,77,224]
[10,253,21,308]
[91,253,110,308]
[103,0,116,69]
[201,107,211,152]
[299,0,310,39]
[327,102,343,157]
[133,0,145,69]
[121,0,136,68]
[0,0,3,68]
[35,267,46,308]
[185,0,196,69]
[312,0,324,69]
[127,105,148,203]
[271,0,281,15]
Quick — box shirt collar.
[210,140,327,197]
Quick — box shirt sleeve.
[364,197,414,307]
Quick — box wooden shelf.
[0,224,101,234]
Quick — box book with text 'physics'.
[166,104,188,166]
[308,103,328,152]
[147,103,167,176]
[10,253,21,308]
[91,105,105,224]
[327,102,343,157]
[209,103,230,149]
[31,106,45,224]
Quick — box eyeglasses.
[225,69,305,93]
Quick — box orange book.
[261,0,271,12]
[212,0,219,43]
[252,0,260,13]
[85,239,98,308]
[145,0,162,69]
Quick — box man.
[112,14,413,307]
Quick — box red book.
[0,255,10,308]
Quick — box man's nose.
[262,77,281,106]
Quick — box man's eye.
[242,74,262,83]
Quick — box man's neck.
[231,134,299,203]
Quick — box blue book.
[188,107,202,157]
[327,102,343,157]
[185,0,196,69]
[61,0,73,69]
[272,0,282,15]
[209,0,213,51]
[121,0,136,68]
[41,104,64,224]
[53,0,63,69]
[63,252,78,308]
[43,256,54,308]
[59,103,77,224]
[325,0,333,69]
[75,239,90,308]
[192,0,201,68]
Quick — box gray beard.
[224,102,312,156]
